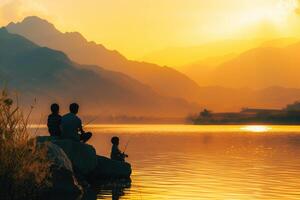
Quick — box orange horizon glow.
[1,0,300,66]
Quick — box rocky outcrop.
[36,136,98,176]
[92,156,132,179]
[36,136,132,198]
[36,141,83,199]
[53,140,98,176]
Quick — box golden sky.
[1,0,300,60]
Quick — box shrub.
[0,90,52,200]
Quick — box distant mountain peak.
[7,16,128,62]
[7,16,59,37]
[22,16,49,23]
[8,16,90,45]
[22,16,56,30]
[7,16,46,26]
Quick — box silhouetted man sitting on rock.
[61,103,92,143]
[47,103,62,137]
[110,136,128,162]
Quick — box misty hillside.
[0,28,197,117]
[176,37,300,89]
[206,44,300,89]
[142,39,289,67]
[196,86,300,112]
[6,16,202,103]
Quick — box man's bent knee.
[80,132,92,143]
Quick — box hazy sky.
[0,0,300,59]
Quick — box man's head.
[50,103,59,114]
[69,103,79,114]
[111,136,119,145]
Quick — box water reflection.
[34,125,300,199]
[87,125,300,200]
[93,180,131,200]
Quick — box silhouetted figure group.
[47,103,92,143]
[47,103,128,162]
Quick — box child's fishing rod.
[123,139,130,154]
[123,135,133,154]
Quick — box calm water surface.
[79,125,300,200]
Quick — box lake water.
[81,125,300,200]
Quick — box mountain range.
[4,16,300,114]
[0,28,197,117]
[6,16,202,103]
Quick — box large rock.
[36,136,132,182]
[91,156,132,179]
[53,140,98,176]
[36,136,98,176]
[35,141,83,199]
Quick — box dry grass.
[0,90,52,200]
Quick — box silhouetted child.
[47,103,62,137]
[110,136,128,162]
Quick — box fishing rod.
[123,139,130,154]
[83,116,99,127]
[123,135,133,155]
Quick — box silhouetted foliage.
[286,101,300,111]
[200,109,212,118]
[0,89,52,200]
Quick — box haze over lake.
[35,125,300,199]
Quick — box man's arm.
[78,118,85,134]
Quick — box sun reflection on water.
[241,125,271,132]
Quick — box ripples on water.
[38,125,300,199]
